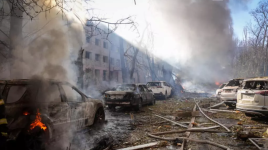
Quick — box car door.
[33,83,70,134]
[60,84,87,130]
[138,85,147,104]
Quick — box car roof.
[244,78,268,81]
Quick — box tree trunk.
[119,37,128,83]
[262,26,267,76]
[75,48,84,90]
[129,48,139,82]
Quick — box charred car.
[104,84,155,110]
[0,79,105,149]
[237,77,268,117]
[220,78,244,107]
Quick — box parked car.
[236,77,268,117]
[0,79,105,149]
[104,84,155,110]
[220,78,244,107]
[216,83,227,99]
[146,81,172,100]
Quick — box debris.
[155,115,187,128]
[209,109,238,113]
[237,122,243,125]
[249,138,268,150]
[150,129,230,136]
[208,101,225,109]
[195,100,231,132]
[117,142,159,150]
[147,133,231,150]
[175,111,200,117]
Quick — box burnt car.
[104,84,155,110]
[0,79,105,149]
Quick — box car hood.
[105,91,134,95]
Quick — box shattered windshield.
[226,80,242,87]
[243,81,268,90]
[115,84,136,91]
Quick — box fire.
[23,111,29,116]
[215,82,220,86]
[29,109,47,131]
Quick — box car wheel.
[135,99,142,111]
[149,98,155,105]
[94,108,105,124]
[16,123,52,150]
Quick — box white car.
[236,78,268,117]
[146,81,172,100]
[216,83,227,99]
[220,78,244,107]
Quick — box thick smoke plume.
[152,0,241,91]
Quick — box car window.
[6,85,27,103]
[226,80,242,86]
[138,85,145,92]
[147,82,161,87]
[62,85,83,102]
[37,84,61,103]
[243,81,268,90]
[115,84,136,91]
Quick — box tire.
[135,99,142,111]
[94,108,105,124]
[149,98,155,105]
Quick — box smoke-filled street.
[2,0,268,150]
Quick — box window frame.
[59,83,85,103]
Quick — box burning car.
[104,84,155,111]
[0,79,105,149]
[146,81,172,100]
[216,83,227,99]
[220,78,244,108]
[236,77,268,117]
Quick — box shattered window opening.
[6,85,27,103]
[243,81,268,90]
[115,84,136,91]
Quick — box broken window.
[85,51,91,59]
[103,41,108,49]
[62,85,82,102]
[103,56,108,63]
[243,81,268,90]
[116,84,136,91]
[226,79,243,86]
[95,54,100,61]
[95,38,100,46]
[7,85,27,103]
[86,37,90,43]
[103,70,107,81]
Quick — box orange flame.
[23,111,29,116]
[29,109,47,131]
[215,82,220,86]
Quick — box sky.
[229,0,261,40]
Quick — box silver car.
[220,79,243,107]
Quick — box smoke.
[152,0,243,90]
